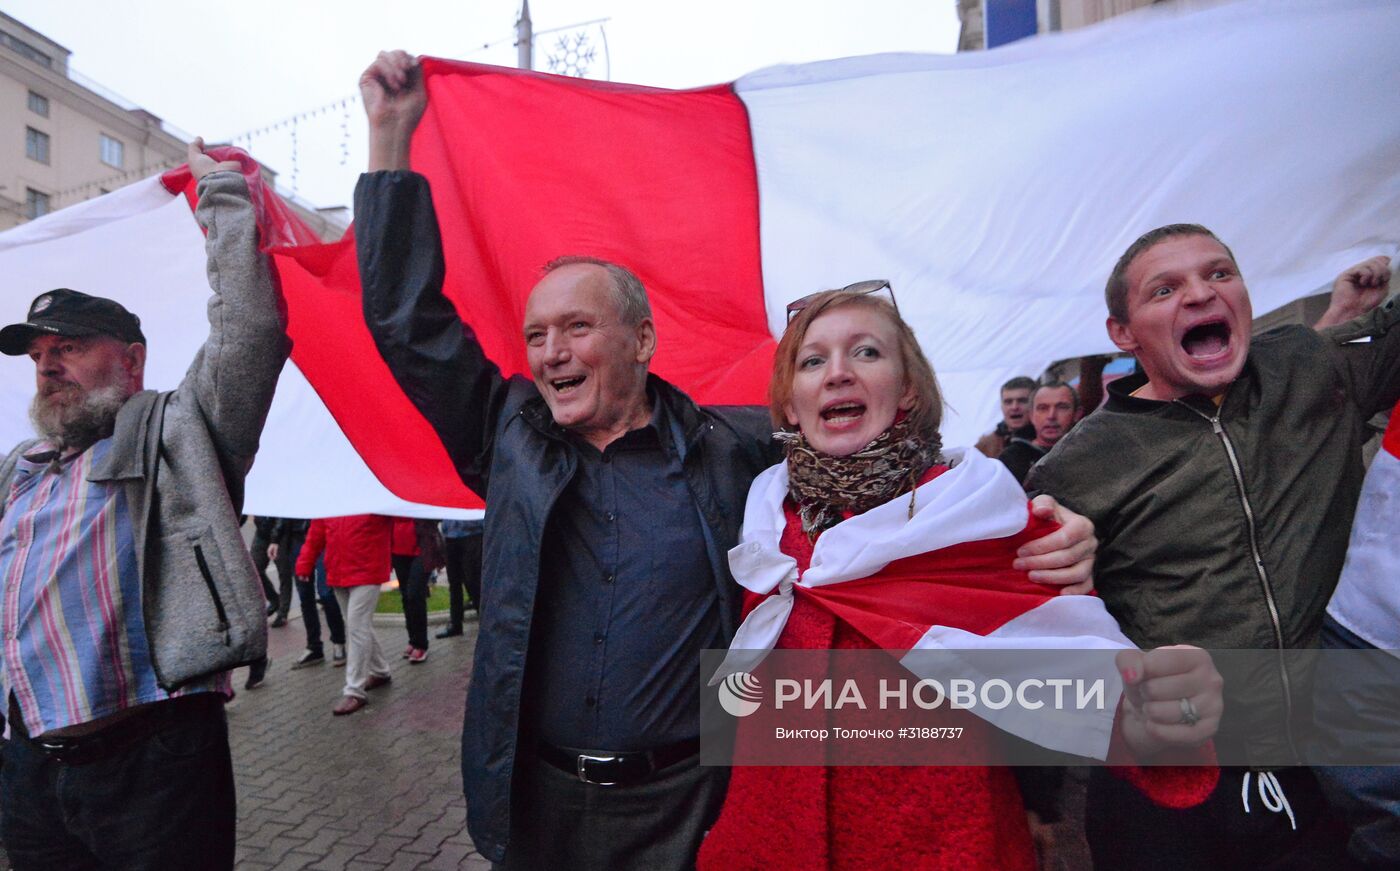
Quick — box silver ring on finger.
[1178,697,1200,727]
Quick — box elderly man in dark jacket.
[356,51,1100,870]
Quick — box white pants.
[333,585,390,700]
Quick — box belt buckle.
[575,753,623,786]
[36,737,81,764]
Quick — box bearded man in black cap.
[0,140,288,870]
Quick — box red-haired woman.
[698,284,1221,870]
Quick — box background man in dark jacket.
[251,515,294,626]
[1027,224,1395,870]
[974,374,1037,459]
[437,518,484,637]
[1000,380,1078,485]
[268,518,345,670]
[357,50,1101,870]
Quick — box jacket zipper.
[1177,398,1300,763]
[192,544,233,646]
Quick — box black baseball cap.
[0,289,146,356]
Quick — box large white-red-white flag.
[0,0,1396,516]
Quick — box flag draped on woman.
[714,448,1133,759]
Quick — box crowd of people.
[242,513,482,714]
[0,47,1392,871]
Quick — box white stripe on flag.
[1327,447,1400,652]
[736,0,1400,444]
[903,595,1131,759]
[0,180,476,520]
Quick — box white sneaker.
[332,643,347,667]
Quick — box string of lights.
[215,23,531,148]
[39,90,363,210]
[226,95,359,150]
[50,156,184,206]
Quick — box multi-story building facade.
[0,11,345,239]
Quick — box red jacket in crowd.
[295,514,393,588]
[390,517,420,557]
[390,517,447,572]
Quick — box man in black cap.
[0,141,288,869]
[2,289,149,448]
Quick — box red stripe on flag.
[276,239,482,508]
[182,64,773,509]
[814,513,1067,650]
[411,58,773,402]
[164,149,478,507]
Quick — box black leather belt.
[536,737,700,786]
[11,694,222,766]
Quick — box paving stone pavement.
[228,611,490,871]
[0,580,1096,870]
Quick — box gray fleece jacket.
[0,170,290,690]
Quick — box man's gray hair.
[1033,379,1080,413]
[30,383,129,453]
[542,256,653,327]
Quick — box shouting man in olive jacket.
[1027,223,1395,870]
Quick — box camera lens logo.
[717,672,763,718]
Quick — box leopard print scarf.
[775,416,942,538]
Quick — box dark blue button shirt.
[525,398,718,751]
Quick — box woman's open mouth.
[821,401,866,424]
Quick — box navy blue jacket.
[355,171,777,861]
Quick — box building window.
[25,189,50,220]
[0,32,52,68]
[27,91,48,117]
[25,127,49,164]
[99,134,124,168]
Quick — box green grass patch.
[375,584,452,615]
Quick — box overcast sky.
[2,0,960,209]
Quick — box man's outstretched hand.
[362,50,427,172]
[187,138,241,182]
[1317,255,1392,329]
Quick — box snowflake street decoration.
[546,31,598,78]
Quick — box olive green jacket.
[1027,296,1400,766]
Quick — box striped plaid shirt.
[0,437,228,737]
